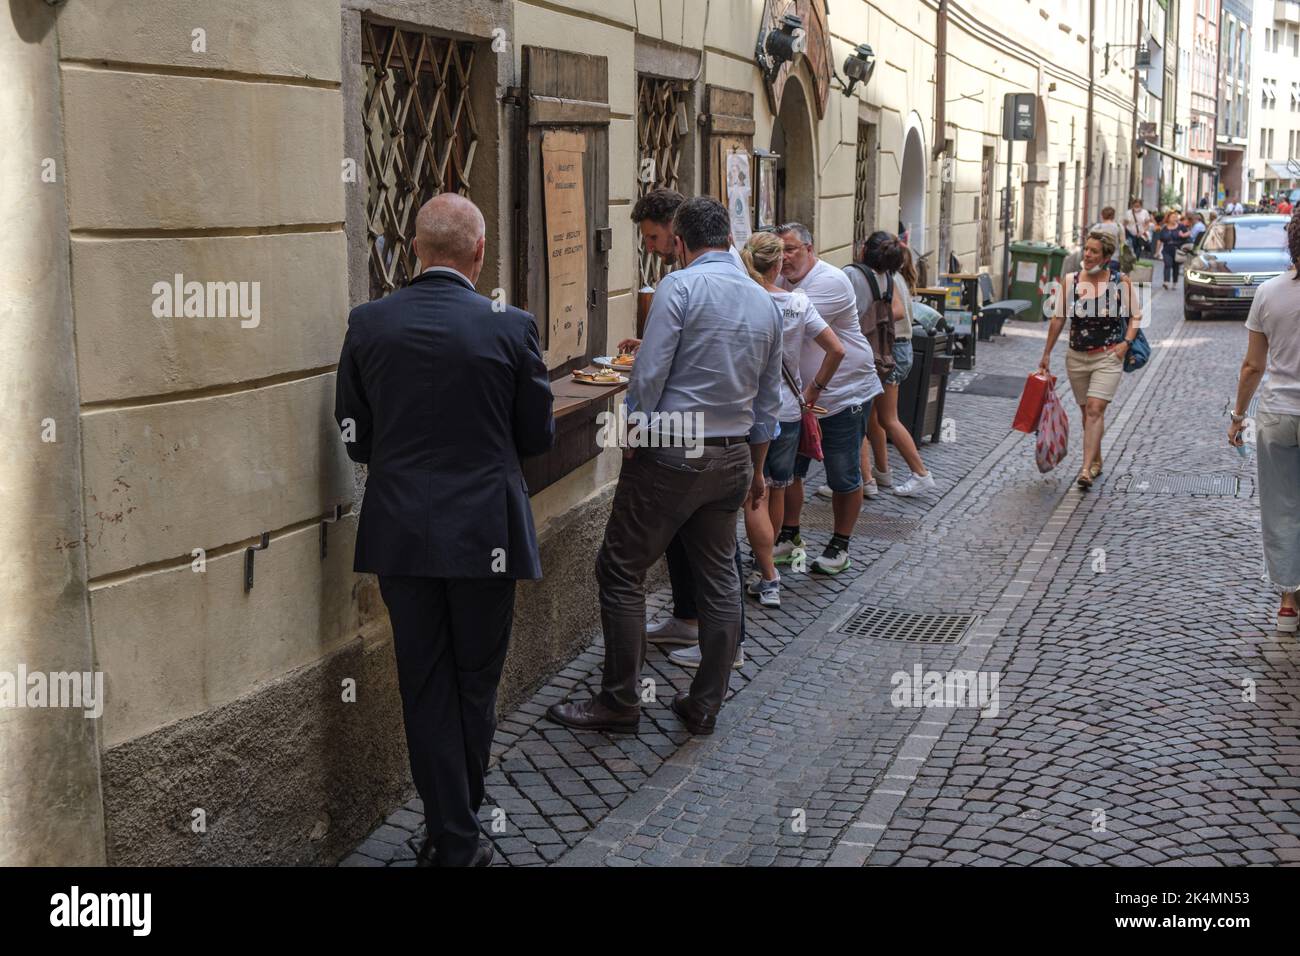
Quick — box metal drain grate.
[799,504,918,540]
[1115,472,1240,496]
[838,606,978,644]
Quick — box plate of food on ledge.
[571,367,628,385]
[594,353,636,371]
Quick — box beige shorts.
[1066,347,1123,405]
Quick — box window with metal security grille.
[636,76,689,287]
[852,121,877,255]
[362,22,479,301]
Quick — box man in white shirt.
[1121,198,1152,257]
[772,222,883,575]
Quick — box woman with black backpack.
[847,233,936,497]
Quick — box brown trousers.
[595,443,751,716]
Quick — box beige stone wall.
[56,0,353,750]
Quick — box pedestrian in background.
[1037,230,1141,489]
[732,231,844,610]
[1122,198,1152,258]
[1228,209,1300,634]
[1155,210,1190,289]
[335,194,555,867]
[772,222,883,575]
[1091,207,1125,272]
[853,234,937,497]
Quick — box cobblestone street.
[345,286,1300,868]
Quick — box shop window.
[852,121,877,255]
[362,21,480,301]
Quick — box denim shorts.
[883,339,914,386]
[764,419,802,487]
[793,401,871,492]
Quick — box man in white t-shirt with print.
[772,222,883,575]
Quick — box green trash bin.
[1008,240,1068,321]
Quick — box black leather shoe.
[415,833,436,867]
[469,838,494,867]
[670,694,716,736]
[546,697,640,732]
[435,836,494,867]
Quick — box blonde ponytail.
[742,232,783,286]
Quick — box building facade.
[1248,0,1300,200]
[1218,0,1253,201]
[1188,0,1221,205]
[3,0,1149,866]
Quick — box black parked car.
[1183,214,1291,320]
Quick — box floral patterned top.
[1068,271,1129,352]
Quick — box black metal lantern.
[756,13,805,83]
[841,43,876,96]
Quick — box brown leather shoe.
[546,697,639,732]
[670,694,716,736]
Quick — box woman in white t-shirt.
[1229,210,1300,634]
[738,232,844,608]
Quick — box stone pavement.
[343,285,1300,867]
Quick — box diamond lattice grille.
[363,23,479,300]
[853,121,871,254]
[636,76,688,287]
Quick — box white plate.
[572,371,628,386]
[594,355,636,370]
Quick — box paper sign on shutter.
[542,130,589,368]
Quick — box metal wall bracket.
[320,504,347,559]
[244,532,270,592]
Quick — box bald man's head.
[414,193,487,283]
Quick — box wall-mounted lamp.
[756,12,806,83]
[840,43,876,97]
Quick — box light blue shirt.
[626,250,783,443]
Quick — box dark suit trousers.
[596,444,751,717]
[377,575,515,866]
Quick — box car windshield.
[1202,220,1288,251]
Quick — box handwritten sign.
[542,130,589,367]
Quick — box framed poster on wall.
[755,149,779,231]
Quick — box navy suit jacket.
[334,269,555,579]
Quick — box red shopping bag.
[797,409,824,461]
[1034,389,1069,473]
[1013,372,1054,433]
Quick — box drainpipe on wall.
[1130,11,1144,202]
[933,0,948,272]
[933,0,947,165]
[1084,0,1096,225]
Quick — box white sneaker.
[772,536,804,566]
[755,578,781,608]
[811,546,852,575]
[815,484,833,499]
[863,478,879,498]
[872,466,894,489]
[646,616,699,646]
[892,472,936,497]
[668,643,745,669]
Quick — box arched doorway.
[770,74,816,235]
[899,120,926,255]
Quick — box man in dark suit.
[335,193,554,867]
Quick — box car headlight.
[1185,269,1214,284]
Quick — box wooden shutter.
[702,85,754,203]
[514,46,613,494]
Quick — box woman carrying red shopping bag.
[1037,230,1143,489]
